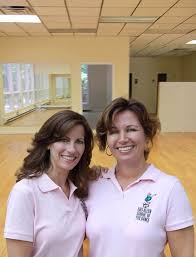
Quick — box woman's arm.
[6,239,33,257]
[167,225,194,257]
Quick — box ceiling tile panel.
[188,29,196,34]
[68,7,100,16]
[149,23,177,30]
[0,23,27,34]
[40,15,69,23]
[75,33,96,36]
[51,33,74,36]
[184,15,196,23]
[103,0,140,8]
[72,23,97,28]
[66,0,102,7]
[120,23,151,36]
[139,0,177,8]
[44,22,71,29]
[101,7,134,16]
[143,30,163,35]
[173,23,196,30]
[164,7,196,16]
[136,46,155,56]
[70,16,99,23]
[150,34,183,46]
[174,0,196,7]
[0,0,28,5]
[129,36,137,43]
[132,7,169,16]
[130,34,162,47]
[28,0,65,6]
[97,23,124,35]
[33,7,67,16]
[19,27,50,36]
[155,16,187,24]
[0,0,195,56]
[6,32,28,36]
[18,23,49,32]
[69,7,100,17]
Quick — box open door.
[50,74,71,106]
[156,73,167,114]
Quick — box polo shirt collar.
[102,164,160,183]
[38,173,77,195]
[69,180,77,197]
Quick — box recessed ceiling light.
[0,15,41,23]
[186,40,196,44]
[100,16,158,23]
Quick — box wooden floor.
[0,133,196,257]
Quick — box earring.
[106,145,112,156]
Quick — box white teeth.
[118,146,134,152]
[61,156,76,161]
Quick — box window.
[81,64,89,104]
[2,63,35,113]
[34,72,49,102]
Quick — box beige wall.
[0,36,129,113]
[182,53,196,81]
[130,56,183,113]
[158,82,196,132]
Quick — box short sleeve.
[4,186,34,242]
[165,179,194,231]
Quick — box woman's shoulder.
[149,164,182,190]
[10,175,41,195]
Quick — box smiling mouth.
[117,146,134,152]
[61,155,77,161]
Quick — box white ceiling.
[0,0,196,57]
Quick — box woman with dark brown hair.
[86,97,194,257]
[4,110,94,257]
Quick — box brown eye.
[127,128,137,132]
[61,138,69,143]
[108,130,118,135]
[76,139,85,144]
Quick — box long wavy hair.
[96,97,160,160]
[16,110,94,198]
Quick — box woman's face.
[48,124,85,173]
[106,110,147,165]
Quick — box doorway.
[156,73,167,113]
[50,74,71,106]
[129,73,132,98]
[81,64,113,128]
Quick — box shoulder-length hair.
[96,97,160,160]
[16,110,94,198]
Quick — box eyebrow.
[111,124,141,129]
[61,136,85,140]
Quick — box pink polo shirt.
[86,164,194,257]
[4,173,86,257]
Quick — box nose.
[66,142,76,153]
[118,131,128,143]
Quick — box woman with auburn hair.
[4,110,93,257]
[86,97,194,257]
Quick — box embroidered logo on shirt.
[136,193,157,223]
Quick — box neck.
[47,167,70,196]
[115,160,149,187]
